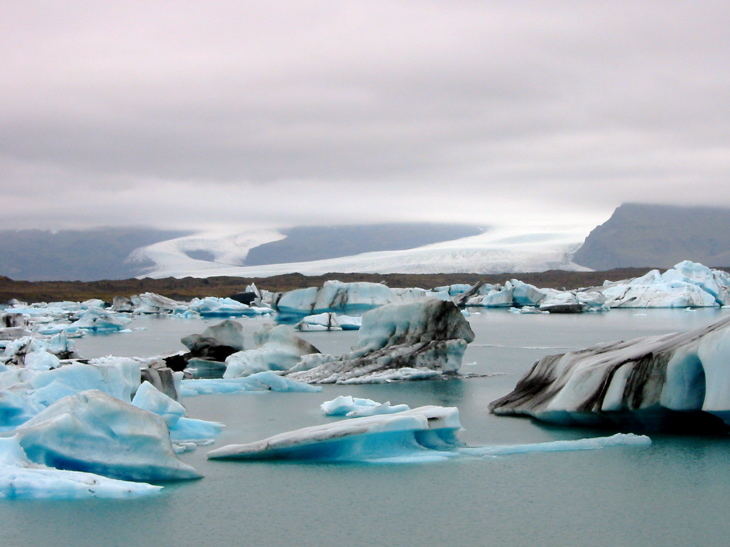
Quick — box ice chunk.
[336,314,362,330]
[295,313,342,332]
[181,371,321,396]
[320,395,410,417]
[69,309,131,333]
[188,297,271,317]
[223,326,319,378]
[132,381,186,427]
[208,406,462,461]
[459,433,652,456]
[15,390,202,481]
[490,315,730,432]
[24,350,61,371]
[0,437,161,500]
[208,406,649,463]
[286,299,474,384]
[275,281,395,314]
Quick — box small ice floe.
[320,395,410,418]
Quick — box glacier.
[489,315,730,432]
[132,227,588,278]
[207,405,650,463]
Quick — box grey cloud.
[1,0,729,231]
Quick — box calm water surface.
[4,309,730,546]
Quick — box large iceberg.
[15,390,202,481]
[600,261,729,308]
[170,319,246,376]
[0,437,161,500]
[490,315,730,432]
[208,405,650,463]
[286,299,475,384]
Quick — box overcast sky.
[2,0,729,234]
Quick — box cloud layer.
[2,1,729,232]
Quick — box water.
[4,309,730,546]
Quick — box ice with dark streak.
[490,315,730,432]
[285,299,475,384]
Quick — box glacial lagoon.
[4,308,730,547]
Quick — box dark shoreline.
[4,267,728,303]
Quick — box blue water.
[4,309,730,546]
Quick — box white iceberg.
[601,261,729,308]
[295,312,342,332]
[180,371,321,396]
[320,395,410,417]
[275,281,395,314]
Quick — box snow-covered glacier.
[132,227,588,278]
[208,405,650,463]
[490,315,730,431]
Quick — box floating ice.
[15,390,202,481]
[0,437,161,500]
[320,395,410,417]
[188,296,272,317]
[181,371,321,396]
[490,315,730,431]
[275,280,395,314]
[223,326,319,378]
[295,312,342,332]
[286,299,475,384]
[601,261,729,308]
[207,406,651,463]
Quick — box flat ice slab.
[208,406,650,463]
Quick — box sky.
[2,0,729,235]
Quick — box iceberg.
[208,405,651,463]
[223,326,319,378]
[274,280,395,314]
[181,371,321,396]
[490,315,730,432]
[188,296,272,317]
[208,406,461,461]
[320,395,410,417]
[286,299,475,384]
[295,312,342,332]
[15,390,202,481]
[0,437,161,500]
[601,261,729,308]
